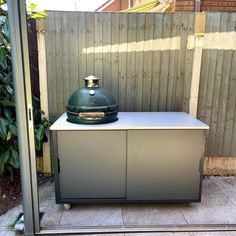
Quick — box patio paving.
[1,176,236,235]
[39,176,236,229]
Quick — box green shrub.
[0,0,48,177]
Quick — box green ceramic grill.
[66,75,118,124]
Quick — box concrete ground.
[1,176,236,235]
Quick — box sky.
[32,0,108,11]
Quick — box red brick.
[175,2,194,6]
[201,6,210,11]
[202,1,218,6]
[208,6,227,11]
[175,5,195,11]
[217,2,231,6]
[175,0,194,6]
[225,6,236,11]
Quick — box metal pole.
[7,0,40,235]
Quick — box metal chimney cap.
[83,75,101,81]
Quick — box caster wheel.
[63,204,71,210]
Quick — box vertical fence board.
[134,13,145,112]
[61,13,70,108]
[78,12,87,87]
[86,13,95,76]
[168,13,180,111]
[150,14,162,111]
[54,12,64,116]
[198,13,214,154]
[142,13,154,111]
[159,14,170,111]
[204,13,220,154]
[118,14,128,111]
[224,47,236,156]
[102,13,112,91]
[229,49,236,156]
[69,13,79,92]
[45,12,56,120]
[182,14,194,113]
[126,13,137,112]
[197,25,211,123]
[175,14,188,111]
[110,13,119,101]
[94,13,103,80]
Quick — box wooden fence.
[38,11,236,174]
[198,13,236,158]
[45,11,195,118]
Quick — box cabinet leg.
[63,204,71,210]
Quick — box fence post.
[36,20,52,175]
[189,12,206,117]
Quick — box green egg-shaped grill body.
[66,76,118,124]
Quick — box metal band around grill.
[66,110,118,118]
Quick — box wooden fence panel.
[198,12,236,157]
[44,11,236,157]
[45,11,194,118]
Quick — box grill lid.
[66,75,118,124]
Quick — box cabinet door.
[127,130,204,201]
[57,131,126,199]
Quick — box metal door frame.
[7,0,236,235]
[7,0,40,235]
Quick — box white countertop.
[50,112,209,131]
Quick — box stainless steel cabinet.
[127,130,204,201]
[56,131,126,200]
[51,112,208,203]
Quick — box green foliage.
[0,1,48,176]
[27,3,47,19]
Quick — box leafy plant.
[0,0,48,179]
[27,2,47,19]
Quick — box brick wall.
[175,0,236,12]
[201,0,236,12]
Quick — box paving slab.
[39,182,55,201]
[122,204,187,226]
[40,199,63,227]
[201,177,222,195]
[60,204,123,227]
[180,193,236,224]
[210,176,236,195]
[225,193,236,206]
